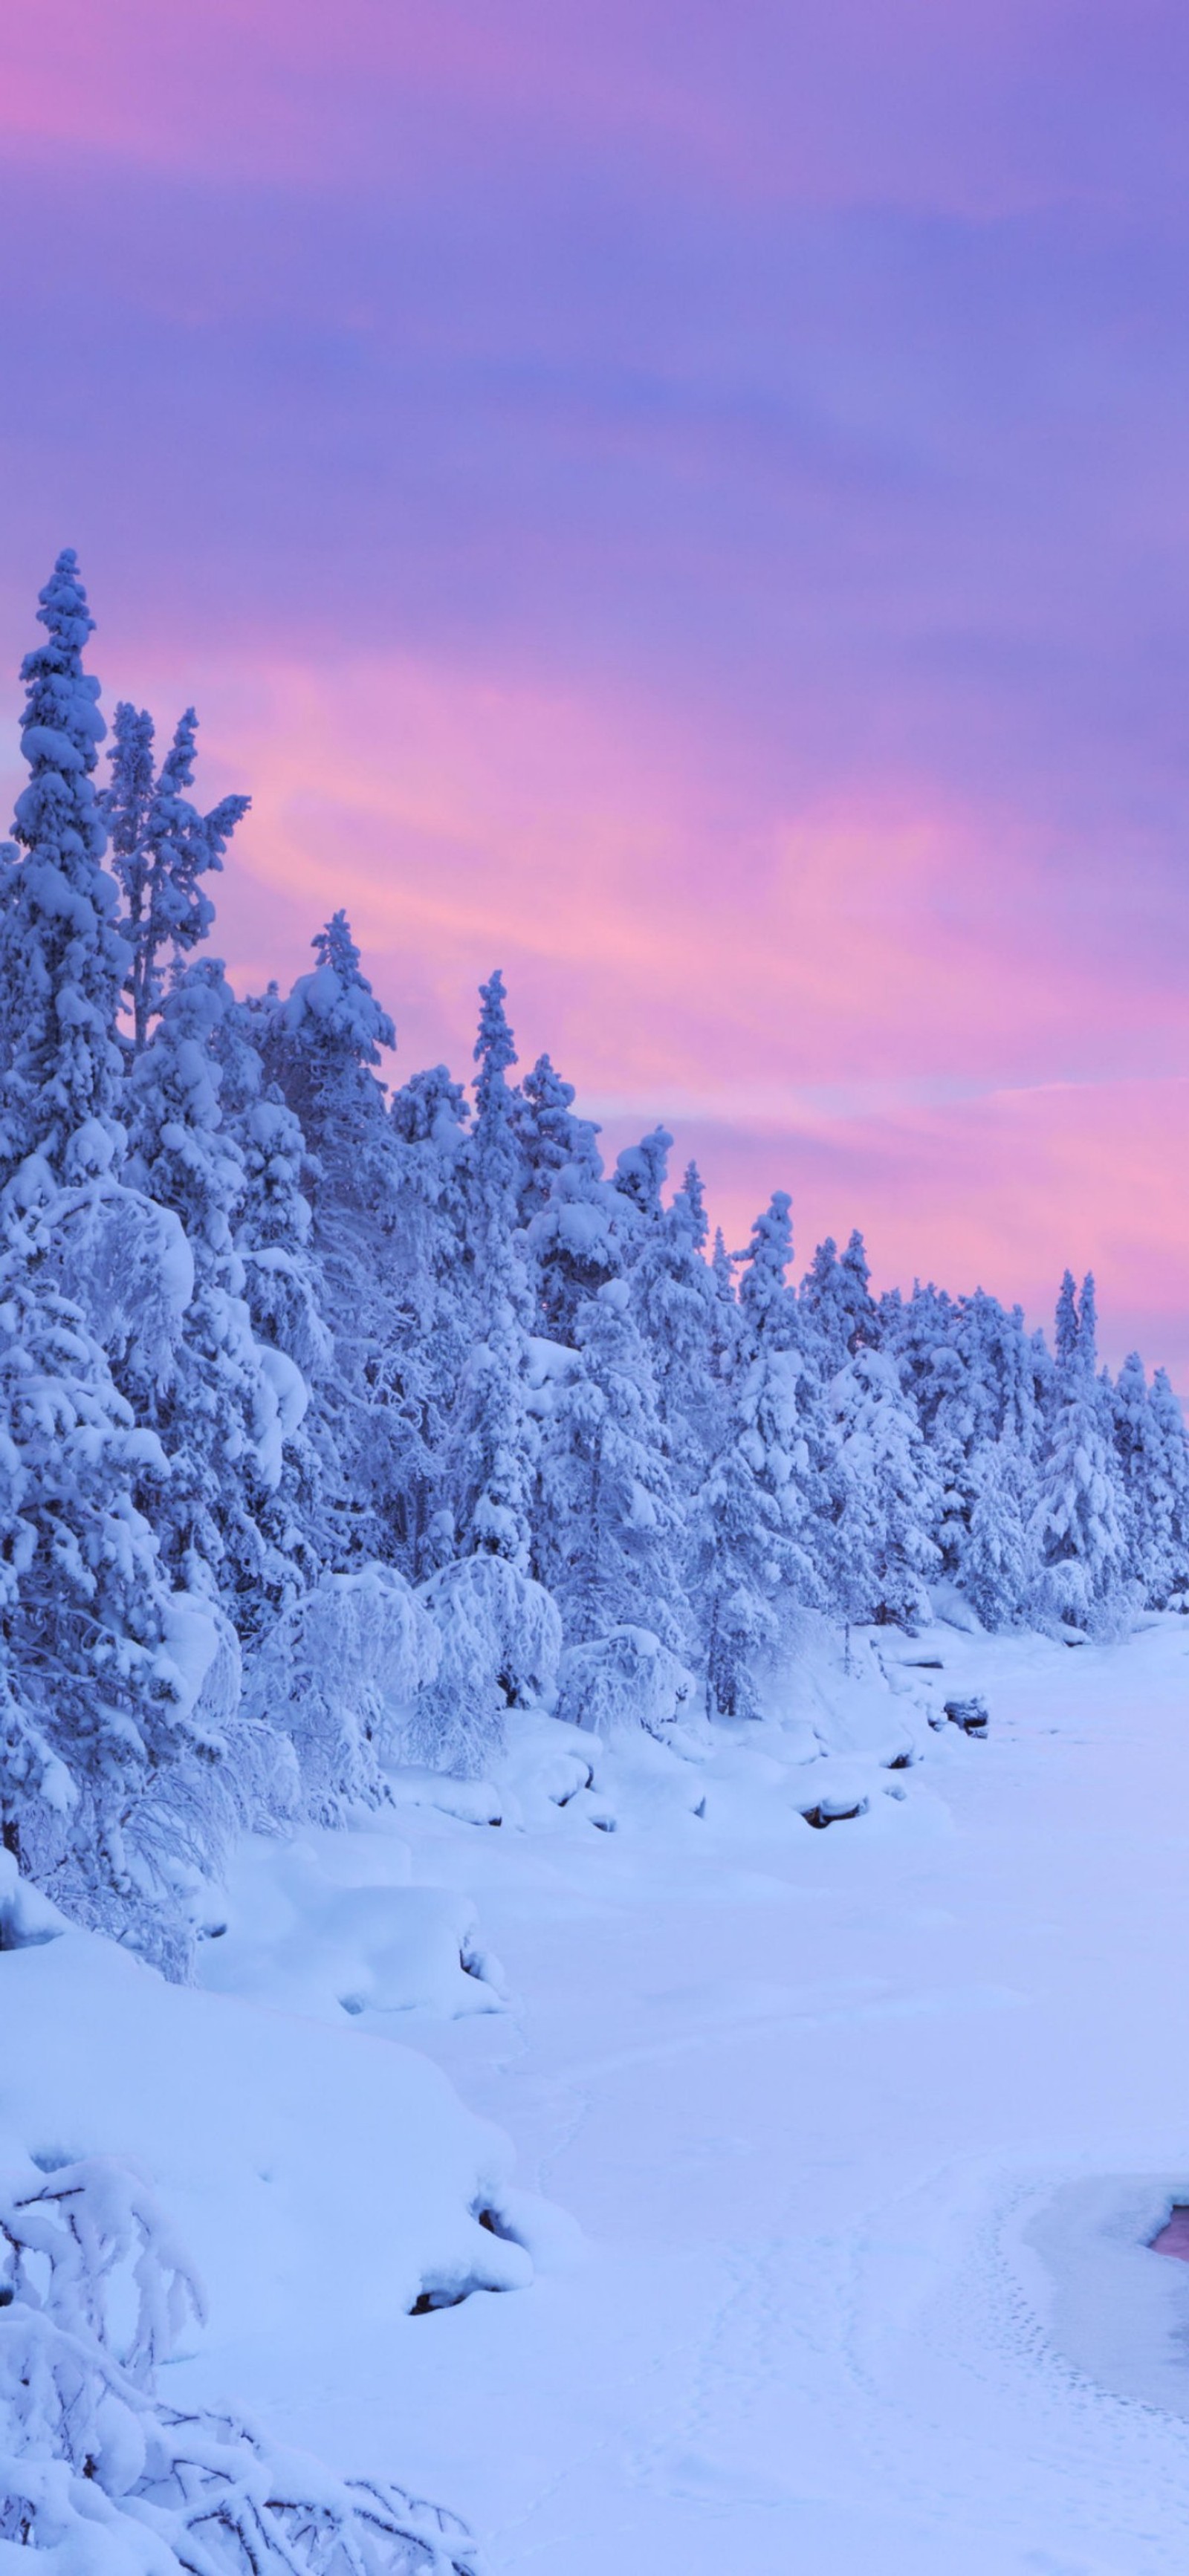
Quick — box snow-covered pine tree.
[1144,1369,1189,1609]
[509,1051,601,1228]
[0,551,124,1185]
[0,1246,238,1972]
[612,1124,673,1249]
[799,1226,878,1369]
[1032,1271,1130,1633]
[124,957,309,1634]
[265,912,428,1574]
[962,1435,1037,1629]
[885,1283,1046,1615]
[630,1161,725,1507]
[102,700,250,1051]
[0,559,258,1962]
[513,1052,630,1338]
[525,1127,628,1341]
[1113,1352,1189,1609]
[533,1270,692,1654]
[819,1338,943,1629]
[385,1063,475,1577]
[450,971,534,1566]
[693,1192,820,1717]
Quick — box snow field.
[224,1615,1189,2575]
[7,1614,1185,2567]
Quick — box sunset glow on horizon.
[1,0,1186,1380]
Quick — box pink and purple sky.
[1,1,1187,1377]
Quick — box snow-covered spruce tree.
[0,557,243,1965]
[612,1123,673,1248]
[1032,1271,1131,1633]
[821,1349,942,1629]
[799,1226,878,1369]
[0,558,197,1395]
[525,1125,629,1341]
[0,1252,243,1971]
[0,551,129,1200]
[792,1230,941,1626]
[885,1282,1045,1615]
[693,1192,821,1718]
[387,1062,477,1578]
[102,698,250,1051]
[1113,1351,1189,1609]
[630,1160,728,1508]
[265,912,433,1575]
[534,1271,692,1655]
[124,956,310,1635]
[218,993,328,1393]
[510,1050,602,1227]
[1144,1368,1189,1608]
[962,1435,1038,1630]
[450,970,535,1567]
[515,1054,633,1340]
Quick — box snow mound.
[0,1908,534,2368]
[782,1635,920,1768]
[0,1849,66,1951]
[197,1829,508,2025]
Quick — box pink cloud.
[65,642,1182,1387]
[4,1,1185,217]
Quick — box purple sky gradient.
[1,1,1187,1378]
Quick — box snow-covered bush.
[555,1625,696,1742]
[407,1556,562,1776]
[0,2152,479,2572]
[244,1566,440,1820]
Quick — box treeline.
[1,554,1185,1967]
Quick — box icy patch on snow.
[1013,2173,1189,2418]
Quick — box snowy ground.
[7,1614,1189,2573]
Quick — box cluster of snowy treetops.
[1,554,1185,1970]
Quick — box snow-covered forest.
[1,549,1187,1981]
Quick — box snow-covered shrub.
[244,1566,441,1820]
[118,1602,299,1968]
[0,2153,479,2572]
[555,1626,696,1742]
[406,1556,562,1777]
